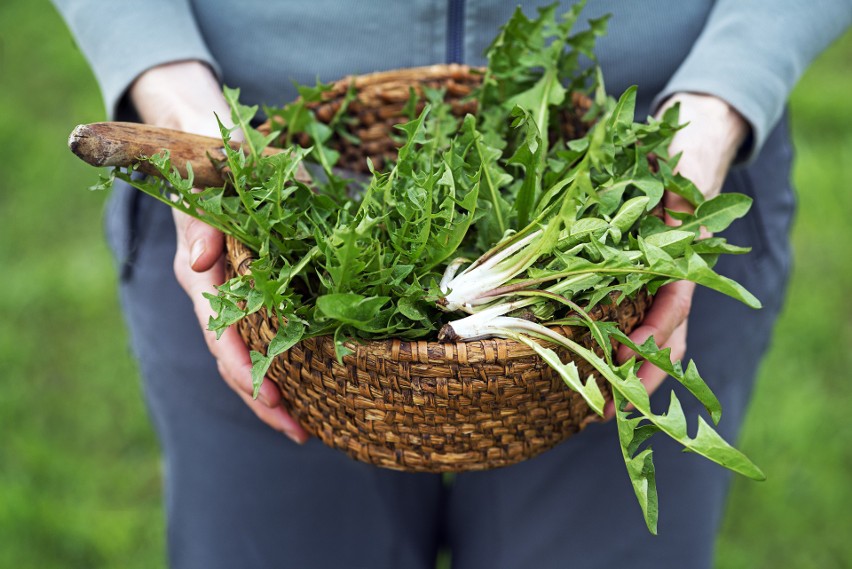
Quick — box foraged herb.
[102,2,763,533]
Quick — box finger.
[663,190,694,219]
[204,309,305,443]
[234,387,309,444]
[174,244,282,409]
[605,321,688,420]
[667,134,712,198]
[616,279,694,363]
[213,328,283,408]
[172,208,225,273]
[664,191,713,240]
[637,320,688,395]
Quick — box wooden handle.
[68,122,309,187]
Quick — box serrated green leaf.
[691,237,751,256]
[268,315,305,358]
[691,416,766,480]
[674,193,753,235]
[644,229,695,256]
[249,351,272,399]
[614,388,659,534]
[607,85,637,132]
[557,333,764,481]
[611,196,650,233]
[605,327,722,425]
[517,335,605,416]
[203,292,245,339]
[316,293,390,326]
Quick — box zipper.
[446,0,466,64]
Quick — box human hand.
[604,92,749,419]
[129,61,308,442]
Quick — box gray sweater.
[54,0,850,161]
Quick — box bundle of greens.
[97,3,763,533]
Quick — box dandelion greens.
[93,2,763,533]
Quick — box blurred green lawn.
[1,1,850,568]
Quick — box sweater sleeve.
[51,0,221,119]
[652,0,852,163]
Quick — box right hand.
[606,92,748,420]
[129,60,308,443]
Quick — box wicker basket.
[223,64,652,472]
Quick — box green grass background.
[1,1,850,567]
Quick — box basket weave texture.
[225,64,652,472]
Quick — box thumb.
[173,209,225,272]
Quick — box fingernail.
[283,428,305,445]
[282,425,305,445]
[190,239,205,267]
[277,417,306,444]
[256,380,280,408]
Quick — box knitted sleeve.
[51,0,221,118]
[652,0,852,162]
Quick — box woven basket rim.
[226,235,640,365]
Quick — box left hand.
[129,61,309,442]
[604,92,749,419]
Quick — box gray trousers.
[106,118,795,569]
